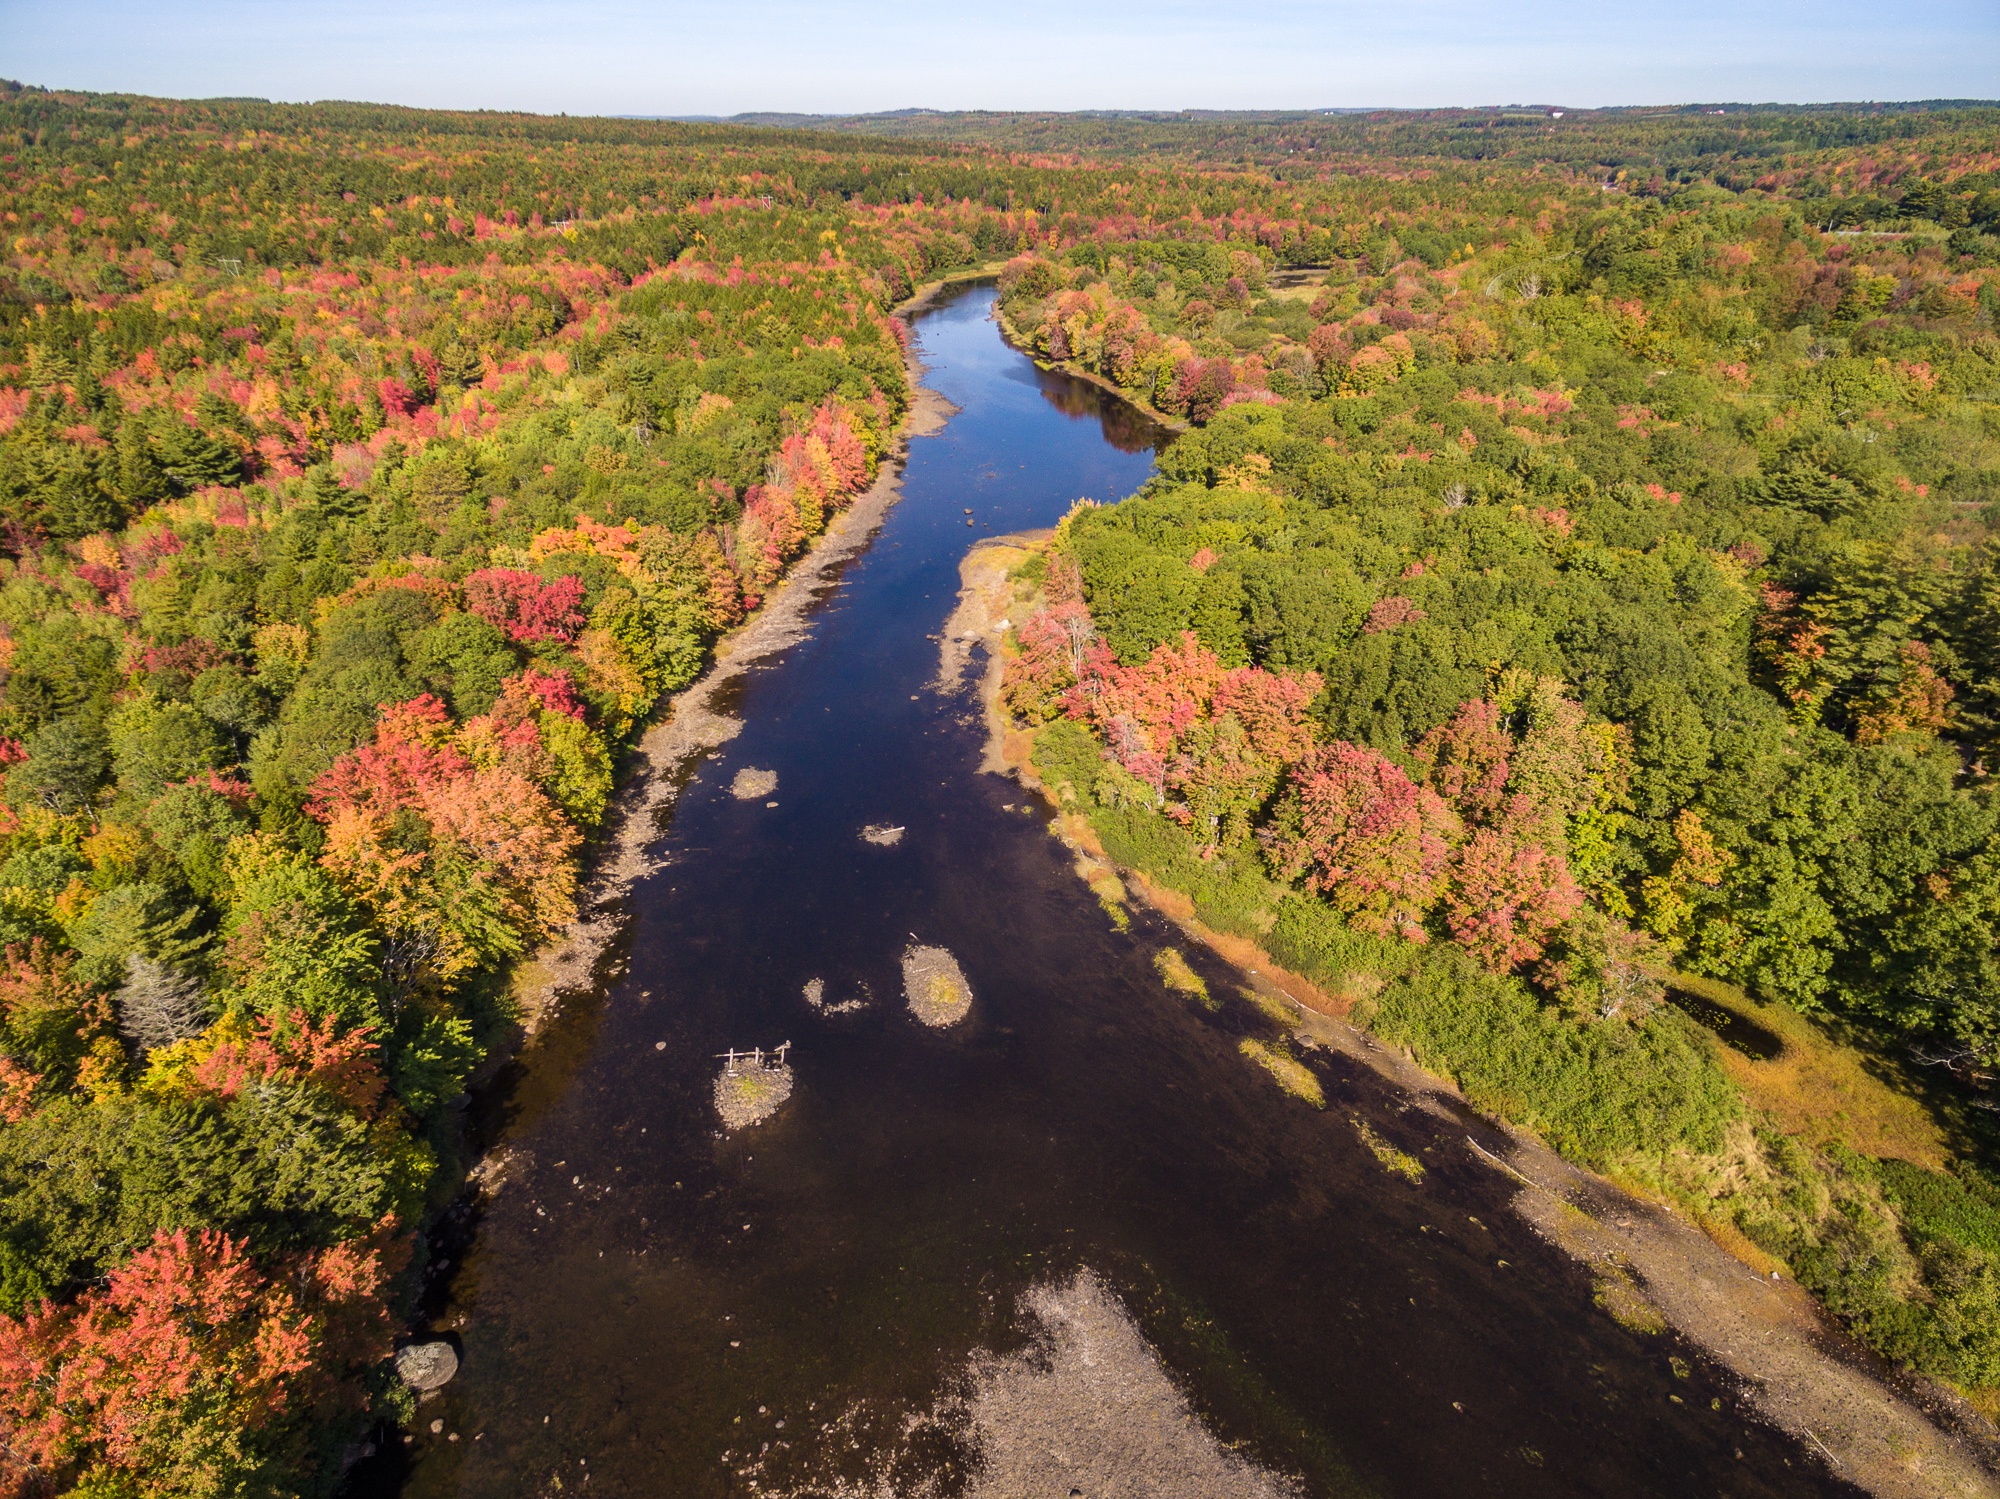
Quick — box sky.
[3,0,1996,118]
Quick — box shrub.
[1370,952,1743,1164]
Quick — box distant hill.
[612,103,2000,165]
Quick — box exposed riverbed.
[347,286,1918,1499]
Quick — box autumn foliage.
[190,1008,387,1118]
[2,79,1999,1488]
[1265,741,1454,941]
[1053,628,1321,850]
[464,568,588,643]
[311,695,580,983]
[0,1224,401,1493]
[1013,566,1613,971]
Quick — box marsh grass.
[1352,1120,1424,1183]
[1670,972,1948,1171]
[1238,986,1295,1026]
[1238,1038,1323,1108]
[1153,948,1210,1006]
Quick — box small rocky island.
[714,1044,795,1131]
[903,944,972,1027]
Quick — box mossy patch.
[715,1062,794,1131]
[1088,869,1130,931]
[1238,985,1295,1026]
[1593,1269,1667,1335]
[733,1069,779,1102]
[729,766,778,800]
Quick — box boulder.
[395,1340,459,1392]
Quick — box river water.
[350,287,1852,1498]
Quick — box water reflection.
[1034,367,1172,455]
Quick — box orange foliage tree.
[0,1224,401,1494]
[312,697,579,995]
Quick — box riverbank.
[916,264,1192,437]
[939,537,2000,1498]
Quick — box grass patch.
[1238,985,1295,1026]
[1007,551,1048,588]
[1153,947,1209,1004]
[1695,1210,1787,1279]
[1087,869,1130,931]
[1353,1119,1424,1182]
[1671,972,1947,1171]
[1239,1038,1324,1108]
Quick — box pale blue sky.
[3,0,1995,117]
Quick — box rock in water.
[395,1341,459,1391]
[902,944,972,1027]
[803,977,869,1016]
[730,766,778,799]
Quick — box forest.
[0,78,1996,1493]
[993,111,2000,1403]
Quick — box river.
[346,286,1855,1498]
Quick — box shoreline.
[898,260,1008,315]
[991,300,1192,435]
[940,536,2000,1499]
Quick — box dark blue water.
[354,288,1850,1498]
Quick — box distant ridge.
[642,107,1385,127]
[609,101,2000,146]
